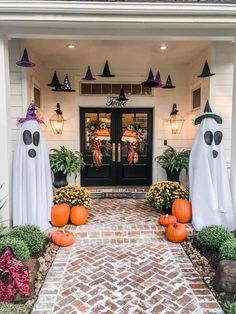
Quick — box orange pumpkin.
[165,223,188,243]
[159,214,177,227]
[51,203,70,227]
[70,205,88,225]
[172,199,192,223]
[51,230,75,247]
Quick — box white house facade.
[1,0,236,226]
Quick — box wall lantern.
[169,104,184,134]
[49,103,66,134]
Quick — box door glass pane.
[122,113,134,128]
[85,113,98,126]
[98,113,111,128]
[135,113,148,128]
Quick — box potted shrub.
[49,146,85,188]
[155,145,190,182]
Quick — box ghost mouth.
[212,150,218,158]
[28,149,36,158]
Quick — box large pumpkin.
[51,203,70,227]
[172,199,192,223]
[165,223,188,243]
[51,230,75,247]
[70,205,88,225]
[159,214,177,227]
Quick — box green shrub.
[197,225,234,251]
[54,185,91,207]
[0,303,31,314]
[8,225,46,256]
[219,239,236,260]
[223,301,236,314]
[0,237,30,260]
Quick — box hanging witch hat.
[198,60,215,78]
[116,87,129,101]
[16,48,35,68]
[82,66,96,81]
[141,69,158,88]
[53,74,76,92]
[162,75,175,89]
[99,60,115,77]
[194,100,222,125]
[154,70,163,87]
[17,103,44,125]
[48,71,62,87]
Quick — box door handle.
[112,143,116,162]
[118,143,121,162]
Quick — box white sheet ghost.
[189,101,236,231]
[12,107,52,231]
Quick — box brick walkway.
[33,199,223,314]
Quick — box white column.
[230,42,236,211]
[0,35,11,226]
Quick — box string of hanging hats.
[141,69,175,89]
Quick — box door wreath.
[121,124,145,165]
[87,120,111,168]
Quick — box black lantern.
[169,104,184,134]
[49,104,66,134]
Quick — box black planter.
[53,171,68,189]
[164,167,181,183]
[163,207,172,215]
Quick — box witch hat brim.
[194,100,222,125]
[141,69,158,88]
[116,88,129,101]
[16,48,35,68]
[198,60,215,78]
[48,71,62,87]
[82,66,96,80]
[99,61,115,77]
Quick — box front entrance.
[80,108,153,186]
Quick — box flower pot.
[163,207,172,215]
[164,167,181,183]
[53,171,68,189]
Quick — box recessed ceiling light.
[67,44,76,49]
[160,44,167,51]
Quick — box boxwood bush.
[0,303,31,314]
[8,225,46,256]
[219,239,236,260]
[223,301,236,314]
[197,225,234,251]
[0,237,30,260]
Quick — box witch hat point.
[204,100,212,113]
[198,60,215,78]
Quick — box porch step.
[87,186,148,199]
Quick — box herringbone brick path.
[33,199,223,314]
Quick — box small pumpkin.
[159,214,177,227]
[70,205,88,225]
[51,203,70,227]
[51,230,75,247]
[172,199,192,223]
[165,223,188,243]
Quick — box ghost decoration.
[12,104,52,231]
[189,101,236,231]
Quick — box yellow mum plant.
[146,181,189,214]
[54,185,91,207]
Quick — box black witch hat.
[48,71,62,87]
[141,69,158,88]
[52,74,76,92]
[116,88,129,101]
[194,100,222,125]
[16,48,35,68]
[162,75,175,89]
[99,61,115,77]
[82,66,96,81]
[198,60,215,78]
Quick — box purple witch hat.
[154,71,163,87]
[16,48,35,68]
[17,103,44,125]
[82,66,96,81]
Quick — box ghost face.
[22,129,40,158]
[204,129,223,159]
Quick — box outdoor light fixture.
[160,44,167,51]
[67,44,76,49]
[49,103,66,134]
[169,104,184,134]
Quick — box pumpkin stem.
[165,214,169,217]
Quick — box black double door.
[80,108,153,186]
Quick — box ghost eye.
[214,131,223,145]
[23,130,32,145]
[33,132,40,146]
[204,131,213,145]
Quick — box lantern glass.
[49,113,65,134]
[170,114,184,134]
